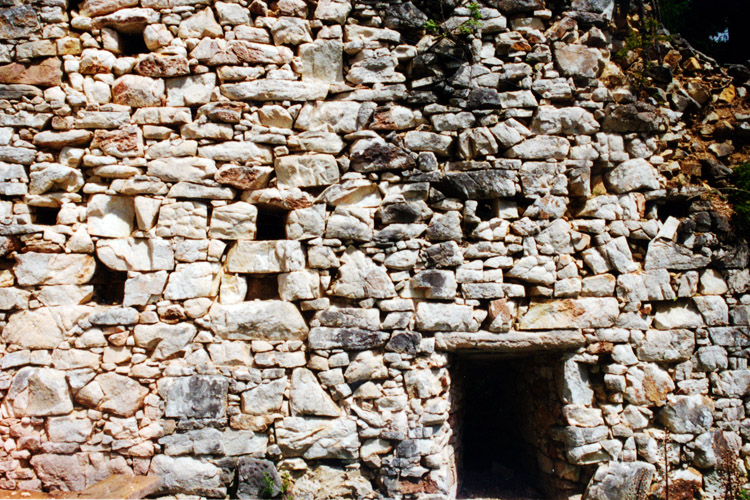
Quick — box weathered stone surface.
[226,240,304,273]
[87,194,135,237]
[14,253,95,286]
[134,323,196,359]
[308,327,389,350]
[0,59,61,86]
[443,169,516,199]
[237,458,281,499]
[519,298,619,329]
[290,368,340,417]
[329,248,395,299]
[275,154,339,188]
[435,330,586,353]
[658,395,714,434]
[164,376,228,418]
[7,368,72,416]
[97,238,174,272]
[645,240,710,270]
[113,75,165,107]
[635,329,695,362]
[221,81,328,101]
[206,301,309,340]
[585,461,655,500]
[416,303,476,332]
[241,378,286,416]
[149,455,223,496]
[34,130,92,149]
[77,373,148,417]
[605,159,661,193]
[276,417,359,459]
[554,43,603,78]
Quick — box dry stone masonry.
[0,0,747,497]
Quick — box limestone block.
[166,74,216,107]
[271,17,312,45]
[164,262,217,300]
[653,301,704,329]
[205,301,309,340]
[658,395,714,433]
[279,270,320,301]
[226,240,305,273]
[215,2,249,24]
[286,205,325,240]
[519,298,619,329]
[326,207,373,241]
[693,295,729,326]
[404,131,452,156]
[329,248,395,299]
[531,106,600,135]
[554,43,603,78]
[711,370,750,397]
[112,75,165,107]
[290,368,340,417]
[149,455,223,496]
[644,240,710,270]
[14,253,95,285]
[624,363,674,406]
[605,158,661,193]
[344,351,387,383]
[314,0,351,23]
[163,376,228,418]
[208,202,257,239]
[221,80,328,101]
[241,377,286,415]
[296,102,360,134]
[276,417,359,459]
[77,372,148,417]
[87,194,135,237]
[97,238,174,272]
[7,367,72,416]
[275,154,339,188]
[46,416,93,443]
[415,303,476,332]
[208,341,252,366]
[635,329,695,362]
[308,327,389,350]
[411,270,457,300]
[29,164,84,194]
[134,323,197,359]
[178,7,222,39]
[157,200,208,239]
[199,141,273,164]
[507,135,570,159]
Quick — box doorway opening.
[451,354,583,499]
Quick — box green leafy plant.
[260,472,277,498]
[721,162,750,236]
[422,1,483,39]
[737,489,750,500]
[615,18,673,93]
[280,471,292,498]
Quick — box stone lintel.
[434,329,585,353]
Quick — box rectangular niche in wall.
[450,354,585,499]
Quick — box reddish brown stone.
[91,126,144,158]
[0,59,62,87]
[215,165,272,190]
[134,54,190,78]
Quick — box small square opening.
[451,354,587,499]
[246,275,280,300]
[91,263,127,304]
[118,32,149,56]
[255,208,288,240]
[32,206,60,225]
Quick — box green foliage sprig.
[423,1,483,38]
[727,163,750,235]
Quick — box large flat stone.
[206,301,309,340]
[435,330,586,353]
[226,240,305,273]
[164,376,228,419]
[14,253,95,285]
[221,81,329,101]
[519,298,619,329]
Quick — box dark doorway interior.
[452,354,568,499]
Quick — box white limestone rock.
[134,322,196,359]
[605,158,661,193]
[205,301,309,340]
[415,302,476,332]
[635,329,695,362]
[276,417,359,459]
[7,367,72,416]
[226,240,305,273]
[97,238,174,271]
[329,248,395,299]
[156,200,208,239]
[279,270,320,301]
[241,377,287,415]
[149,455,223,496]
[653,301,704,329]
[275,154,339,188]
[178,7,222,39]
[290,368,340,417]
[519,298,619,329]
[164,262,217,300]
[14,253,95,285]
[658,395,714,433]
[86,194,134,237]
[209,202,257,240]
[77,372,148,417]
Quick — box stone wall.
[0,0,748,497]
